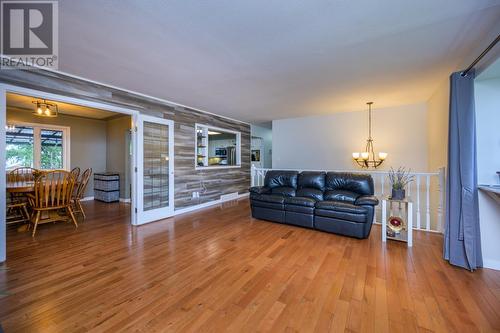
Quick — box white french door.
[135,115,174,225]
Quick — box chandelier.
[352,102,387,168]
[32,99,58,117]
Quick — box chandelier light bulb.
[33,99,58,118]
[352,152,360,159]
[378,152,388,160]
[361,152,369,160]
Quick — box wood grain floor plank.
[1,200,500,332]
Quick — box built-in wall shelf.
[479,185,500,205]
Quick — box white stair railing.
[250,166,446,233]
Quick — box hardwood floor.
[1,199,500,332]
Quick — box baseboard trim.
[483,259,500,271]
[174,192,249,216]
[81,196,131,203]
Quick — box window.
[195,124,241,169]
[5,123,70,170]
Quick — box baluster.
[407,178,412,198]
[416,175,421,229]
[380,174,385,197]
[426,175,431,231]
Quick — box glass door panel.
[136,115,174,224]
[143,121,169,211]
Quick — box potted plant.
[388,167,414,200]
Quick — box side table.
[382,196,413,247]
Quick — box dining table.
[7,180,35,193]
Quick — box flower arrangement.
[388,167,414,199]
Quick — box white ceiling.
[7,93,120,120]
[57,0,500,123]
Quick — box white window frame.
[194,123,241,170]
[6,121,70,170]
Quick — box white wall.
[106,116,132,199]
[475,76,500,270]
[251,125,272,168]
[272,103,428,172]
[427,79,449,171]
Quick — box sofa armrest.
[249,186,270,195]
[355,195,379,206]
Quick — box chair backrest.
[32,170,75,209]
[75,168,92,199]
[8,167,36,182]
[70,167,81,181]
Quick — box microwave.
[215,148,227,157]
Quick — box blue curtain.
[443,70,482,271]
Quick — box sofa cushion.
[315,201,368,223]
[252,200,284,210]
[249,186,270,195]
[325,172,374,196]
[323,190,358,204]
[271,187,296,197]
[284,204,314,214]
[250,193,285,204]
[296,188,323,201]
[264,170,298,189]
[284,196,316,207]
[355,195,379,206]
[298,172,326,191]
[315,201,367,214]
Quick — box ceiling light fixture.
[352,102,387,168]
[32,99,58,117]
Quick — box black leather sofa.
[249,170,379,239]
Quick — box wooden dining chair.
[7,167,36,182]
[72,168,92,219]
[70,167,81,181]
[6,167,37,224]
[27,170,77,237]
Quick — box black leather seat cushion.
[296,188,323,201]
[271,186,296,197]
[284,196,316,207]
[315,201,368,223]
[323,190,358,204]
[285,204,314,214]
[251,194,285,210]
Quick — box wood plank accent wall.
[0,69,251,210]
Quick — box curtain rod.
[461,34,500,77]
